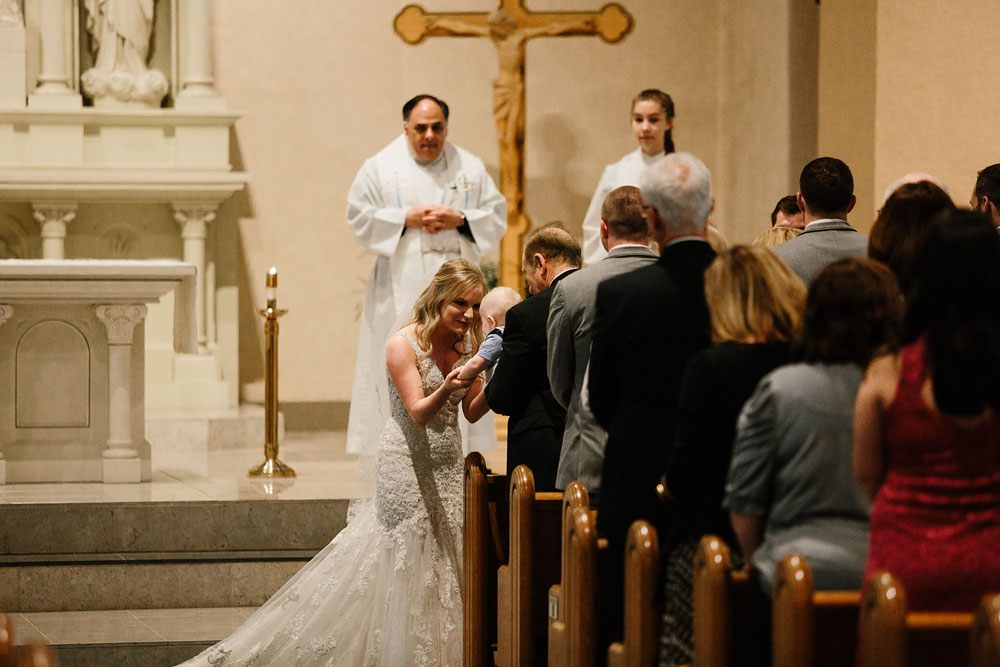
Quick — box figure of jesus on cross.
[395,0,633,289]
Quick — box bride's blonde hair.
[409,259,488,358]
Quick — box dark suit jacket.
[588,240,717,547]
[485,270,576,490]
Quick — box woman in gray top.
[724,258,903,594]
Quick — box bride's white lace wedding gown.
[179,332,469,666]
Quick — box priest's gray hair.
[402,94,450,122]
[639,152,712,235]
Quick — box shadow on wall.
[528,113,590,240]
[228,129,266,400]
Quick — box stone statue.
[81,0,168,107]
[0,0,22,24]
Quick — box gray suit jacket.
[771,219,868,285]
[546,244,659,492]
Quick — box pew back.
[771,553,860,667]
[496,465,562,667]
[690,535,755,667]
[464,453,509,667]
[972,594,1000,667]
[547,482,591,666]
[860,571,973,667]
[607,519,661,667]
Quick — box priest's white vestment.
[581,147,664,265]
[346,134,507,455]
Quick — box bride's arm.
[462,375,489,423]
[387,336,469,426]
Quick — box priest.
[346,94,507,455]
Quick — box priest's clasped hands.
[405,204,465,234]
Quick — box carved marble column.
[33,0,75,98]
[33,203,76,259]
[96,304,146,483]
[0,304,11,485]
[174,205,215,350]
[178,0,218,99]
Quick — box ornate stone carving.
[103,227,142,259]
[174,206,216,238]
[0,305,13,327]
[80,0,168,107]
[33,204,77,259]
[0,0,23,24]
[95,304,147,344]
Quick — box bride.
[179,258,491,666]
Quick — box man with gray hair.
[587,153,717,643]
[545,186,658,503]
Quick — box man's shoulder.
[597,261,665,300]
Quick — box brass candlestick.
[248,267,295,478]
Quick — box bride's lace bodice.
[182,330,472,666]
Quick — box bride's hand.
[442,367,472,392]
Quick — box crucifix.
[394,0,634,289]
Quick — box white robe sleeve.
[460,166,507,254]
[582,165,615,266]
[346,158,407,258]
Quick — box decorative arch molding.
[15,319,91,428]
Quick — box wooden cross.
[394,1,634,289]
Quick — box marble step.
[10,607,253,667]
[0,499,350,613]
[0,499,349,555]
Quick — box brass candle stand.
[248,267,295,478]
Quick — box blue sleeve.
[476,332,504,363]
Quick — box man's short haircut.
[770,195,800,226]
[522,222,583,269]
[402,94,450,122]
[601,186,648,242]
[638,152,712,236]
[481,286,521,320]
[799,157,854,216]
[974,163,1000,204]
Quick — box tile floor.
[0,430,508,504]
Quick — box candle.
[266,266,277,304]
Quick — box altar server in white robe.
[581,89,675,264]
[347,94,506,455]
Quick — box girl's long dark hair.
[905,210,1000,416]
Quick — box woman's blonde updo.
[409,258,488,358]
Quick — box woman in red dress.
[854,209,1000,611]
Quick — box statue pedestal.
[0,22,25,108]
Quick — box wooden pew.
[972,594,1000,667]
[771,553,861,667]
[860,571,974,667]
[496,464,563,667]
[607,519,661,667]
[546,481,591,667]
[547,489,604,667]
[464,452,508,667]
[688,535,755,667]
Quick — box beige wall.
[214,0,742,403]
[215,0,990,407]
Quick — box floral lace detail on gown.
[176,331,471,666]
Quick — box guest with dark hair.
[971,162,1000,228]
[868,180,954,294]
[724,258,903,595]
[855,210,1000,612]
[658,246,805,667]
[773,157,868,285]
[770,194,803,228]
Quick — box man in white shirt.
[346,94,506,454]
